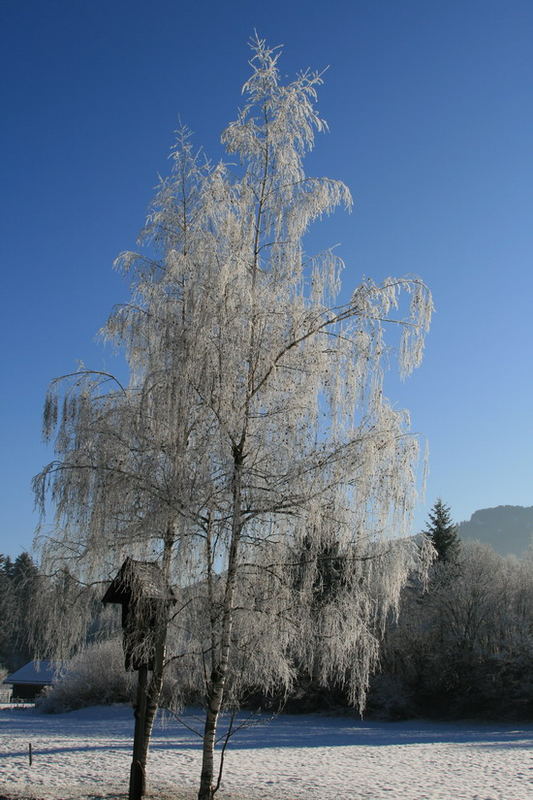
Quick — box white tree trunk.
[198,450,243,800]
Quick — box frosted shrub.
[39,638,134,713]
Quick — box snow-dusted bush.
[38,638,135,713]
[365,673,416,720]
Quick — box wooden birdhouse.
[102,557,176,671]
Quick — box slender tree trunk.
[198,671,226,800]
[141,615,167,765]
[134,532,174,796]
[129,664,148,800]
[128,636,166,800]
[198,125,271,800]
[198,450,243,800]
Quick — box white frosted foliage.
[34,35,433,798]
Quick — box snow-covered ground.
[1,704,532,800]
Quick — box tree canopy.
[34,36,434,800]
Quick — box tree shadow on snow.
[3,708,533,753]
[148,713,533,751]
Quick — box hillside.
[458,505,533,557]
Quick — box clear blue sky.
[1,0,532,557]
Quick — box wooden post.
[129,664,148,800]
[102,559,176,800]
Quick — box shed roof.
[4,660,59,686]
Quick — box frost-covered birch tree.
[35,36,433,800]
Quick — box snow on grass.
[1,705,532,800]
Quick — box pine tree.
[0,552,40,669]
[424,499,460,562]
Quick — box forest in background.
[0,551,39,672]
[3,523,532,722]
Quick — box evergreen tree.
[0,552,40,669]
[424,499,460,562]
[0,555,14,668]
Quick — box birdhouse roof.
[102,557,176,605]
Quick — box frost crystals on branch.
[34,33,434,800]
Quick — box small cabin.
[3,660,58,701]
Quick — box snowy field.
[1,704,532,800]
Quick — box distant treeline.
[0,552,39,672]
[5,539,533,721]
[289,538,533,720]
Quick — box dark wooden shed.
[102,558,176,671]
